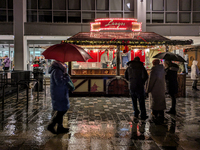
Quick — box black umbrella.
[153,52,186,62]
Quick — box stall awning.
[64,32,193,46]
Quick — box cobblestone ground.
[0,86,200,150]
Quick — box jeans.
[184,64,188,73]
[130,90,147,118]
[169,93,176,111]
[192,80,198,89]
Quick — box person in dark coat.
[47,60,75,134]
[164,60,179,115]
[125,57,148,120]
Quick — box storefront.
[62,18,192,96]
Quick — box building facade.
[0,0,199,70]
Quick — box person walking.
[47,60,75,134]
[125,56,148,120]
[164,60,179,115]
[146,59,166,123]
[191,60,199,91]
[100,49,109,68]
[3,55,10,71]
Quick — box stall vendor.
[101,49,109,68]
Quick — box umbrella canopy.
[42,43,92,62]
[153,52,186,62]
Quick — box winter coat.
[48,61,75,111]
[146,64,166,110]
[165,63,179,94]
[125,60,148,94]
[100,53,108,64]
[191,60,199,80]
[3,57,10,67]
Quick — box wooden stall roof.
[64,32,193,46]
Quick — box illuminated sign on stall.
[90,18,142,32]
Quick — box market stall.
[63,18,192,97]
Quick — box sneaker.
[57,126,69,134]
[47,124,57,134]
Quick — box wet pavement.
[0,86,200,150]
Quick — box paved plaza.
[0,86,200,150]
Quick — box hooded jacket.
[191,60,199,80]
[125,60,148,94]
[3,57,10,68]
[146,64,166,110]
[165,62,179,94]
[48,61,75,111]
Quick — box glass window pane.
[39,0,52,9]
[110,0,122,10]
[193,12,200,23]
[146,0,151,11]
[96,12,109,18]
[27,11,37,22]
[53,0,66,10]
[8,0,13,9]
[193,0,200,11]
[110,13,123,18]
[0,0,6,8]
[27,0,37,9]
[53,11,66,22]
[69,0,80,10]
[179,0,191,11]
[152,0,164,11]
[68,12,81,23]
[124,12,134,18]
[179,12,190,23]
[82,0,95,10]
[8,10,13,22]
[152,13,164,23]
[146,12,151,23]
[124,0,134,11]
[82,12,95,23]
[166,13,177,23]
[166,0,177,11]
[0,10,7,22]
[39,11,52,22]
[96,0,109,10]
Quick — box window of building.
[152,0,164,11]
[8,0,13,9]
[53,11,66,22]
[82,12,95,23]
[68,12,81,23]
[179,12,190,23]
[82,0,95,10]
[27,0,37,9]
[68,0,80,10]
[146,12,151,23]
[39,11,52,22]
[124,12,134,18]
[39,0,52,9]
[166,0,177,11]
[8,10,13,22]
[0,10,7,22]
[96,12,109,18]
[193,0,200,11]
[53,0,66,10]
[27,11,37,22]
[110,12,123,18]
[179,0,191,11]
[152,13,164,23]
[110,0,123,11]
[96,0,109,10]
[124,0,134,11]
[193,12,200,23]
[146,0,151,11]
[166,13,177,23]
[0,0,6,8]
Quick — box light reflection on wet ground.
[0,86,200,150]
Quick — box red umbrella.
[42,43,92,62]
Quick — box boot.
[166,108,176,115]
[47,123,57,134]
[57,125,69,134]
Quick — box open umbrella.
[153,52,186,62]
[42,43,92,62]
